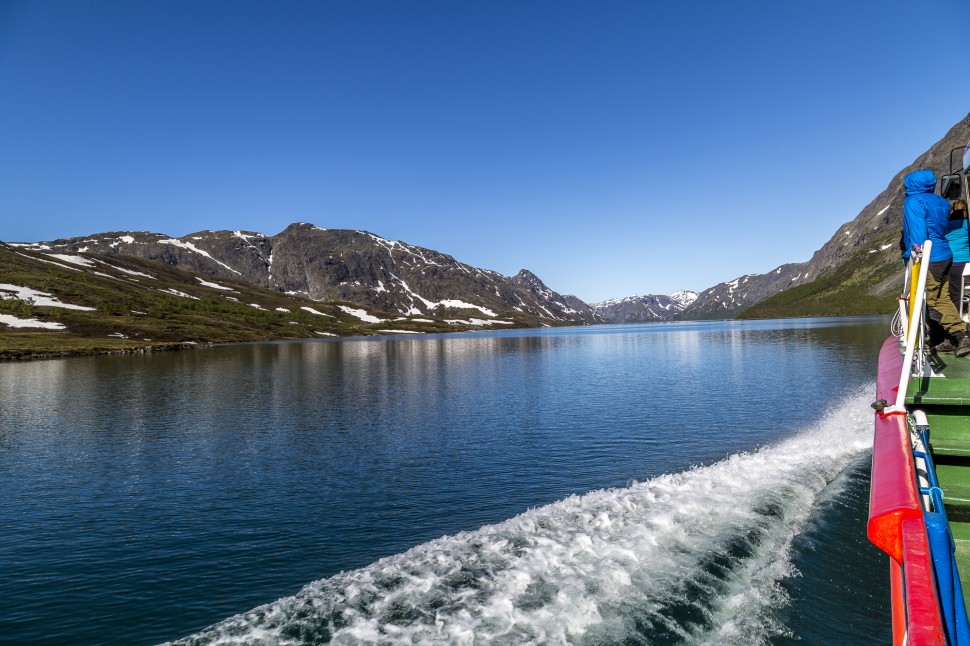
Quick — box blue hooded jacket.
[946,218,970,262]
[946,217,970,263]
[902,169,953,262]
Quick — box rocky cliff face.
[678,113,970,319]
[592,290,698,323]
[800,114,970,287]
[679,264,806,320]
[22,224,600,325]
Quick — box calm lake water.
[0,318,892,645]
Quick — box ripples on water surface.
[0,318,892,644]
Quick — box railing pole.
[899,299,909,341]
[893,240,932,411]
[899,255,915,341]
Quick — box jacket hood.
[905,169,938,196]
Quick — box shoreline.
[0,340,216,362]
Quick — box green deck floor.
[951,522,970,603]
[908,354,970,405]
[907,354,970,614]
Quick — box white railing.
[891,240,932,412]
[895,256,914,340]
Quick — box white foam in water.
[169,385,875,646]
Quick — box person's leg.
[927,260,970,355]
[949,261,967,317]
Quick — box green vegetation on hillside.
[0,244,546,360]
[736,244,900,319]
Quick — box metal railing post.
[892,240,932,411]
[898,256,915,341]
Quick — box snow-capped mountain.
[591,291,698,323]
[679,267,805,320]
[19,223,601,325]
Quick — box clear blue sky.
[2,0,969,303]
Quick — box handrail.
[870,339,925,562]
[869,337,948,645]
[892,240,933,411]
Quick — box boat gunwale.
[869,335,947,645]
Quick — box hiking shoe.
[957,336,970,358]
[934,339,958,353]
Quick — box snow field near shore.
[0,284,96,311]
[0,283,95,329]
[0,314,66,329]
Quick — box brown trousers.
[926,260,968,340]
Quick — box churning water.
[0,318,892,644]
[170,388,873,646]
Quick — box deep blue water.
[0,318,892,644]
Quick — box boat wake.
[168,385,875,645]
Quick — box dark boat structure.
[870,143,970,645]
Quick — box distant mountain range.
[15,223,601,327]
[0,234,601,359]
[4,111,969,357]
[591,291,698,322]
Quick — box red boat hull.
[869,336,946,645]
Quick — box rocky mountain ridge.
[0,241,455,359]
[677,113,970,319]
[16,113,970,328]
[592,290,698,323]
[16,224,601,327]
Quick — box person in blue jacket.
[902,169,970,356]
[946,199,970,316]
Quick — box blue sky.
[2,0,969,303]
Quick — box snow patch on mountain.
[301,306,333,317]
[159,239,241,275]
[338,306,385,324]
[196,277,235,291]
[46,254,96,267]
[0,284,96,311]
[159,288,200,300]
[0,313,66,329]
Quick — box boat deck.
[909,353,970,406]
[907,354,970,606]
[952,523,970,591]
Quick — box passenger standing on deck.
[901,169,970,356]
[946,199,970,316]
